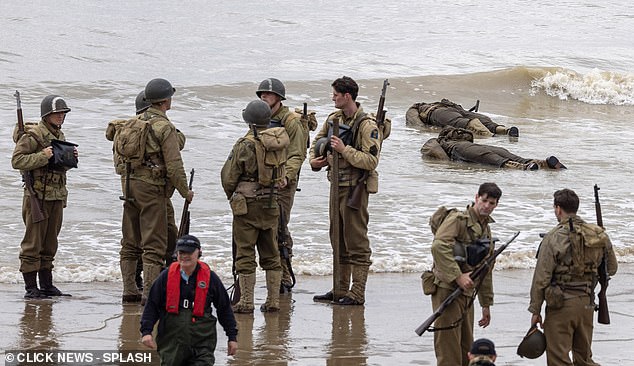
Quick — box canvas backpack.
[112,116,159,170]
[246,127,290,187]
[429,206,460,235]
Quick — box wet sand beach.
[1,265,633,366]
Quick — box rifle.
[468,100,480,113]
[278,204,296,289]
[331,117,341,302]
[594,184,610,325]
[14,90,47,223]
[346,79,389,210]
[229,238,241,305]
[177,168,195,238]
[415,231,520,336]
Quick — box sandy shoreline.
[1,265,633,366]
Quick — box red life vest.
[166,261,211,319]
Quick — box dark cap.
[471,338,496,356]
[175,235,201,253]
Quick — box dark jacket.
[140,263,237,342]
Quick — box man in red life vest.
[140,235,238,364]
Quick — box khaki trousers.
[119,179,167,268]
[329,185,372,266]
[431,286,474,366]
[19,196,64,273]
[233,199,281,274]
[544,296,599,366]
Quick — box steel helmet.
[242,100,272,127]
[135,91,151,114]
[41,95,71,118]
[256,78,286,100]
[144,78,175,103]
[517,326,546,359]
[314,137,330,158]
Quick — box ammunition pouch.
[545,284,565,310]
[229,193,248,216]
[366,170,378,194]
[421,270,437,295]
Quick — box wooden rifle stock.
[415,231,519,336]
[14,90,47,223]
[177,168,195,238]
[332,117,341,302]
[594,184,610,325]
[346,79,389,210]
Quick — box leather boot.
[23,271,49,299]
[232,273,256,314]
[121,260,142,303]
[260,270,282,312]
[546,156,567,170]
[39,268,70,296]
[338,265,369,305]
[313,264,352,302]
[141,263,163,305]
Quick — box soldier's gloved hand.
[186,190,194,203]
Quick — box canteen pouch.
[545,284,565,310]
[366,170,379,194]
[421,270,437,295]
[230,193,248,216]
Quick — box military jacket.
[271,105,308,183]
[431,205,495,306]
[310,104,381,186]
[221,131,259,199]
[528,214,618,314]
[12,120,69,201]
[131,107,189,198]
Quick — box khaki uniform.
[119,107,189,298]
[12,121,71,273]
[528,215,617,366]
[272,106,309,287]
[310,104,382,303]
[430,206,495,366]
[426,138,533,167]
[406,100,500,136]
[220,130,282,274]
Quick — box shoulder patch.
[370,129,379,139]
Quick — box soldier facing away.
[221,99,289,313]
[256,78,310,293]
[528,188,617,365]
[106,90,187,302]
[117,78,194,304]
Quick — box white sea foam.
[532,69,634,105]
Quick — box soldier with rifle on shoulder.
[12,92,78,299]
[528,188,617,365]
[310,76,389,306]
